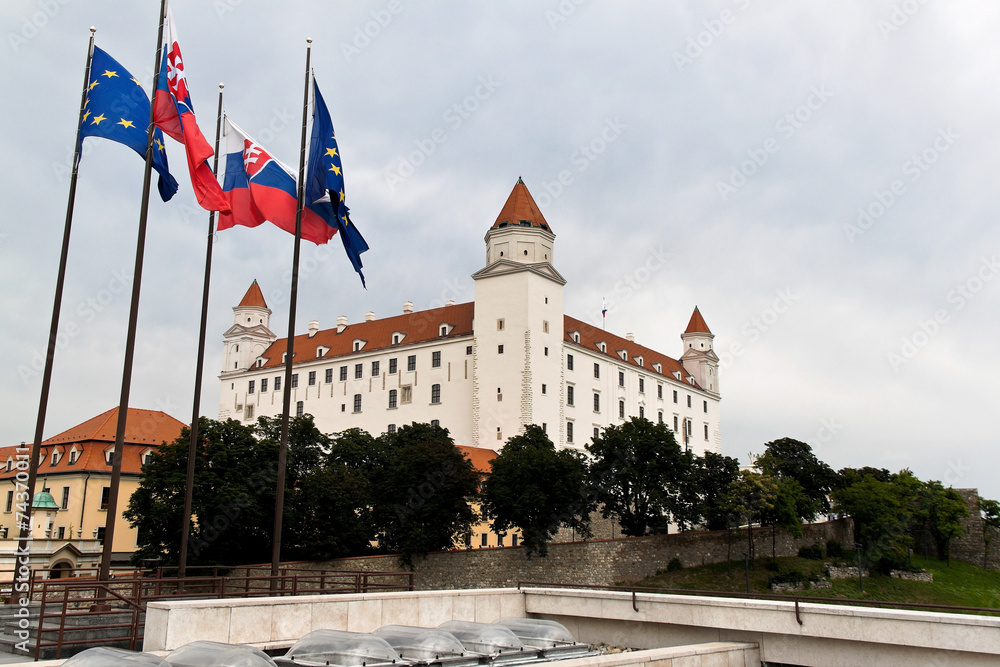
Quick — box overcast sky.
[2,1,998,500]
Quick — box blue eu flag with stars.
[306,78,369,287]
[78,46,178,202]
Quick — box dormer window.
[519,220,532,226]
[353,339,367,352]
[51,449,61,466]
[569,331,580,344]
[316,346,329,358]
[498,221,509,228]
[105,448,114,466]
[617,350,628,362]
[392,332,407,345]
[635,356,643,367]
[69,448,78,465]
[597,342,606,353]
[439,324,453,337]
[5,458,11,472]
[673,371,682,381]
[653,363,662,374]
[141,449,154,467]
[256,359,264,368]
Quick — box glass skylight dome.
[436,621,527,657]
[165,640,278,667]
[492,619,575,649]
[62,647,171,666]
[373,625,469,661]
[276,629,404,667]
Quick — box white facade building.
[218,179,721,455]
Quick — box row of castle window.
[247,350,460,395]
[565,354,706,408]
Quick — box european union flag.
[306,79,369,287]
[78,46,178,202]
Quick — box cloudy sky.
[2,1,998,500]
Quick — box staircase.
[0,603,145,660]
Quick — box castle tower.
[680,306,719,395]
[221,280,276,374]
[471,179,567,448]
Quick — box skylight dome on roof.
[277,630,402,667]
[63,647,170,666]
[374,625,471,662]
[165,640,277,667]
[437,621,525,657]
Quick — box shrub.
[826,539,843,558]
[798,544,825,560]
[666,557,683,573]
[765,559,781,572]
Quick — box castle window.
[296,401,304,417]
[291,374,299,389]
[674,415,679,431]
[388,424,396,434]
[639,406,645,419]
[673,390,678,404]
[340,366,348,381]
[466,346,473,355]
[353,394,362,413]
[619,400,625,419]
[5,491,11,512]
[519,220,531,227]
[618,371,625,387]
[594,363,600,379]
[69,448,78,465]
[687,395,692,408]
[705,424,710,440]
[431,384,441,404]
[543,320,549,333]
[51,450,60,466]
[594,427,599,441]
[635,356,643,367]
[355,364,363,379]
[567,354,574,371]
[439,325,448,337]
[658,411,664,424]
[389,358,398,374]
[407,355,416,371]
[566,421,574,443]
[261,378,268,392]
[544,347,549,356]
[657,384,662,399]
[704,400,708,413]
[638,378,645,393]
[235,345,239,352]
[308,371,316,386]
[593,393,600,412]
[542,384,547,395]
[372,361,380,377]
[498,345,504,354]
[275,376,282,392]
[653,363,662,373]
[325,368,333,383]
[389,390,397,409]
[497,319,504,331]
[100,487,110,510]
[431,419,440,427]
[567,385,574,405]
[248,380,255,394]
[432,351,441,368]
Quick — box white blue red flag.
[602,298,608,318]
[218,118,337,245]
[153,4,229,213]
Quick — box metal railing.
[516,580,1000,621]
[19,567,413,659]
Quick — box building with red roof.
[218,179,721,469]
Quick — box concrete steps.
[0,604,144,660]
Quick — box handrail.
[515,581,1000,616]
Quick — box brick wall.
[259,519,853,590]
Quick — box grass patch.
[623,555,1000,614]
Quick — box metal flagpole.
[177,83,225,580]
[271,38,313,588]
[98,0,169,585]
[16,25,97,586]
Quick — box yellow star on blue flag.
[77,45,178,201]
[305,78,369,287]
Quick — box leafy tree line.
[128,415,990,570]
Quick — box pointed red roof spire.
[239,279,268,309]
[491,177,552,232]
[684,306,712,334]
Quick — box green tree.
[693,452,741,531]
[370,423,480,567]
[586,418,686,536]
[757,438,837,516]
[724,470,778,565]
[915,481,968,565]
[480,425,593,557]
[979,497,1000,568]
[832,470,916,570]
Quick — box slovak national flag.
[153,4,229,213]
[218,118,337,245]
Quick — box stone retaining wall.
[243,519,852,590]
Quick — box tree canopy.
[480,425,593,557]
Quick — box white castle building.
[218,179,721,455]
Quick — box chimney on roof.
[307,320,319,337]
[336,315,348,333]
[445,300,455,307]
[626,332,635,342]
[403,301,413,314]
[365,311,376,322]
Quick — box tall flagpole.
[16,25,97,584]
[177,83,224,579]
[271,38,313,587]
[98,0,169,584]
